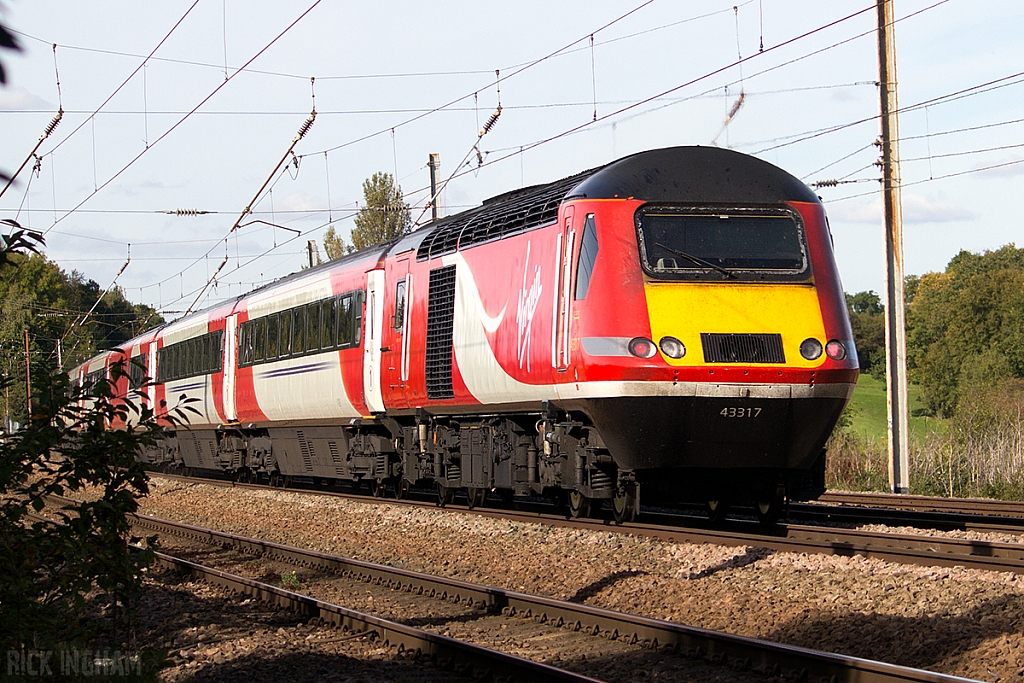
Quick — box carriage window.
[129,355,146,389]
[266,313,280,360]
[279,311,292,358]
[575,214,598,300]
[393,280,406,330]
[306,302,321,353]
[338,295,353,347]
[322,297,337,349]
[253,318,266,362]
[292,307,306,355]
[353,292,363,346]
[636,207,808,281]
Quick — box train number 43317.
[720,407,762,418]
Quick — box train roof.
[411,146,819,262]
[82,146,816,366]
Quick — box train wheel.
[467,487,486,510]
[755,490,785,526]
[372,479,386,497]
[394,477,410,500]
[436,482,454,507]
[612,487,637,524]
[705,499,730,522]
[568,490,591,519]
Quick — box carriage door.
[363,269,386,413]
[382,257,411,409]
[553,206,576,373]
[223,314,238,423]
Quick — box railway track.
[150,473,1024,575]
[123,506,975,683]
[820,491,1024,517]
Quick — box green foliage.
[279,571,301,591]
[322,225,348,260]
[349,172,412,252]
[906,245,1024,417]
[0,359,186,656]
[845,290,886,379]
[0,222,162,425]
[0,228,189,671]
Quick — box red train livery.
[72,146,859,522]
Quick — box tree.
[0,226,190,672]
[906,245,1024,416]
[349,172,412,251]
[322,225,347,260]
[0,236,162,425]
[845,291,885,379]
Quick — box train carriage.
[80,146,859,522]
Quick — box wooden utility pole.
[23,329,32,423]
[877,0,910,493]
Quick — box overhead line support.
[877,0,910,493]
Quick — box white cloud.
[278,191,325,213]
[0,86,53,110]
[902,193,977,223]
[827,192,977,225]
[972,155,1024,178]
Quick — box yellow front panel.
[644,282,826,367]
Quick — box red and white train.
[73,146,858,522]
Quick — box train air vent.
[426,265,457,399]
[701,333,785,364]
[416,168,596,261]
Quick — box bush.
[0,359,192,657]
[827,381,1024,500]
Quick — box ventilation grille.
[701,333,785,364]
[426,266,457,399]
[296,430,314,472]
[416,169,595,261]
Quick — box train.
[71,146,859,523]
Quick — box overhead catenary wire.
[40,0,324,237]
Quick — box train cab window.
[575,214,598,300]
[636,207,808,281]
[292,307,306,355]
[393,280,406,330]
[322,297,338,350]
[267,314,280,360]
[306,302,321,353]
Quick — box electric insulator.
[295,111,316,140]
[40,109,63,140]
[479,105,502,137]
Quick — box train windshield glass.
[637,208,808,281]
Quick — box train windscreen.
[636,208,808,281]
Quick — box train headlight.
[825,339,847,360]
[800,338,823,360]
[628,337,658,359]
[658,336,686,359]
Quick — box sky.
[0,0,1021,319]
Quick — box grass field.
[843,373,947,442]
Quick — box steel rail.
[132,510,978,683]
[788,500,1024,535]
[145,474,1024,574]
[818,491,1024,519]
[150,549,603,683]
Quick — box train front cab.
[566,191,858,513]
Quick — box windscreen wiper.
[654,243,733,279]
